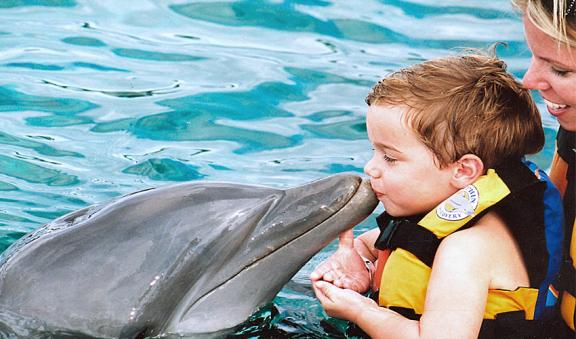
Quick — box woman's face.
[522,16,576,131]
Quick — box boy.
[311,54,562,338]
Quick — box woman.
[512,0,576,335]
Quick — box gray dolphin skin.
[0,173,377,338]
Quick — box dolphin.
[0,173,377,338]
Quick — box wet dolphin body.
[0,173,377,338]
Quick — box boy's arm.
[314,218,499,339]
[355,227,380,261]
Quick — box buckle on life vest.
[374,213,405,250]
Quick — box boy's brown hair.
[365,53,544,169]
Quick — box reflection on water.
[0,0,558,337]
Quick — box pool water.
[0,0,558,337]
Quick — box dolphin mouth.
[170,175,377,334]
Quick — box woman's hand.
[309,230,372,293]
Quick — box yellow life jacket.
[550,127,576,332]
[373,161,563,337]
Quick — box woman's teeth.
[543,98,568,110]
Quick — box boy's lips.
[369,181,386,199]
[372,189,385,199]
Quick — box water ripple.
[0,155,79,186]
[111,48,207,62]
[122,158,206,182]
[0,86,98,115]
[61,36,107,47]
[0,131,83,157]
[41,79,181,98]
[0,0,76,8]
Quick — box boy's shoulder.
[433,211,527,289]
[436,212,507,260]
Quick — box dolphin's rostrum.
[0,173,377,338]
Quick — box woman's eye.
[383,154,397,163]
[552,67,570,77]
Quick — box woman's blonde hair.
[512,0,576,47]
[365,53,544,169]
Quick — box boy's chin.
[382,205,424,218]
[386,211,411,218]
[382,206,408,218]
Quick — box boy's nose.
[364,159,382,178]
[522,58,550,91]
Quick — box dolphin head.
[0,173,377,338]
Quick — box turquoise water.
[0,0,558,337]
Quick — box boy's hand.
[312,280,378,322]
[309,230,371,293]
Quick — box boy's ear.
[451,154,484,189]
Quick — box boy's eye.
[383,154,397,163]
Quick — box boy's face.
[364,105,458,217]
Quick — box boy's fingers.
[310,263,331,281]
[312,281,327,302]
[314,281,330,298]
[335,276,353,290]
[315,281,337,301]
[338,229,355,249]
[310,271,320,281]
[310,266,326,280]
[323,271,336,282]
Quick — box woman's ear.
[451,154,484,189]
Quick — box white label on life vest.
[436,185,479,221]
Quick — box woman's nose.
[522,57,551,91]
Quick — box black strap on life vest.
[493,161,548,287]
[477,311,546,339]
[556,258,576,297]
[393,308,545,339]
[554,128,576,298]
[557,127,575,238]
[347,313,546,339]
[374,213,439,267]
